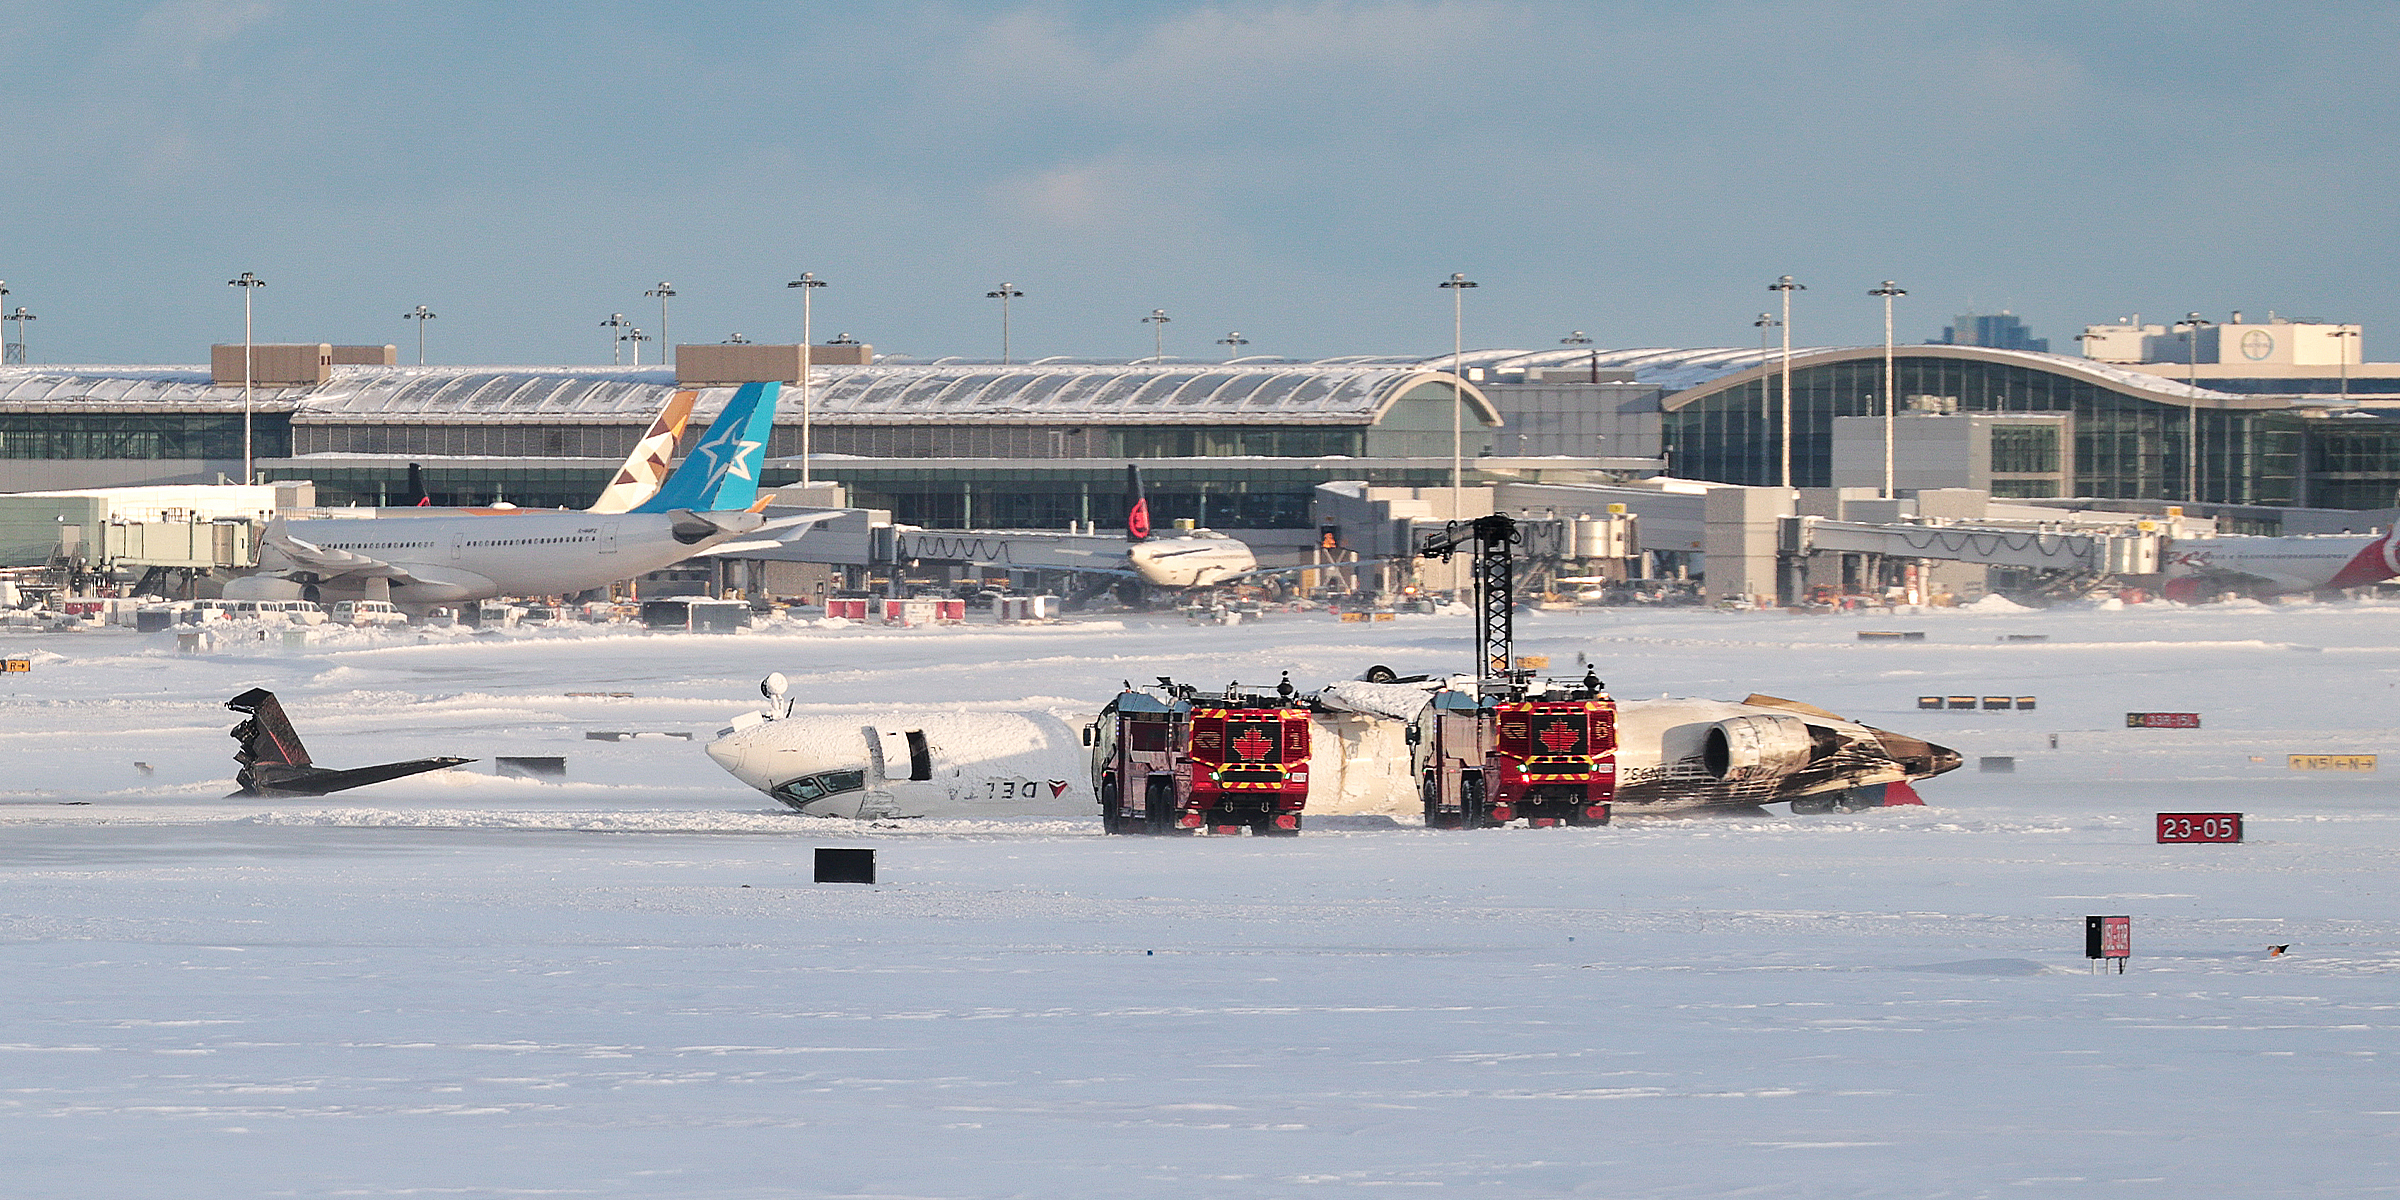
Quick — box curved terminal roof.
[0,344,2288,424]
[0,359,1500,426]
[1459,343,2255,408]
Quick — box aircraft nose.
[704,728,758,782]
[1872,728,1965,778]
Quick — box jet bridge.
[1780,517,2162,575]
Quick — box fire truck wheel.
[1421,772,1462,830]
[1459,771,1491,829]
[1144,774,1188,836]
[1099,776,1123,834]
[1250,813,1301,837]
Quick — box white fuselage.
[2162,532,2399,594]
[706,708,1088,819]
[707,690,1956,819]
[1128,532,1257,588]
[252,509,759,605]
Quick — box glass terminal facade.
[2,412,290,461]
[1663,356,2343,506]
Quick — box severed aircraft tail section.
[226,688,474,797]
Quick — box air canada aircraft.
[2160,527,2400,599]
[703,672,1960,821]
[229,381,824,608]
[883,465,1266,594]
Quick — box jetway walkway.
[1782,517,2162,574]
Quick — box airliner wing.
[256,520,422,582]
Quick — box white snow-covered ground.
[3,603,2397,1198]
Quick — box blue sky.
[1,1,2393,365]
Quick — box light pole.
[646,282,676,365]
[827,332,859,346]
[600,313,631,365]
[985,282,1023,363]
[787,273,828,487]
[2331,325,2360,403]
[1439,272,1478,521]
[1768,275,1804,488]
[403,305,436,366]
[2177,312,2213,502]
[229,272,265,482]
[1,306,32,366]
[622,327,650,366]
[1217,331,1249,360]
[1142,308,1171,363]
[1870,281,1907,499]
[1560,330,1594,382]
[723,333,751,344]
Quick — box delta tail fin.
[226,688,473,797]
[634,381,781,514]
[1126,463,1152,542]
[588,390,698,513]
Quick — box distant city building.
[1931,311,2048,353]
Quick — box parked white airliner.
[2161,526,2400,598]
[229,382,812,607]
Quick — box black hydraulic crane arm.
[1417,513,1519,681]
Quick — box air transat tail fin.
[1126,464,1151,542]
[633,381,781,513]
[588,390,698,513]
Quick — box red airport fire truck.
[1414,513,1617,829]
[1088,677,1313,835]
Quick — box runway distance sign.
[2126,711,2201,729]
[2289,754,2377,772]
[2156,812,2243,843]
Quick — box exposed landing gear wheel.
[1790,794,1838,815]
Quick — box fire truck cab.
[1413,677,1616,829]
[1088,680,1314,835]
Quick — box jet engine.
[1702,714,1817,782]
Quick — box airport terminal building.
[9,332,2400,530]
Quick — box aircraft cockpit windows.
[771,768,868,806]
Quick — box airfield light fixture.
[787,273,829,486]
[2,305,32,366]
[2177,311,2214,501]
[1870,281,1908,499]
[1439,273,1478,523]
[1142,308,1172,364]
[621,326,650,366]
[2331,325,2360,403]
[646,282,677,365]
[228,272,265,482]
[1767,275,1805,489]
[1217,331,1249,360]
[723,333,751,343]
[402,305,436,366]
[1560,330,1595,382]
[828,332,860,345]
[599,312,632,365]
[985,283,1024,363]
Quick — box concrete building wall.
[211,344,332,387]
[1701,485,1792,604]
[675,343,873,385]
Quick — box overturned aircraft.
[226,688,475,797]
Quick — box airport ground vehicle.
[1414,681,1616,828]
[1088,678,1312,835]
[332,600,408,626]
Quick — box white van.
[332,600,408,627]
